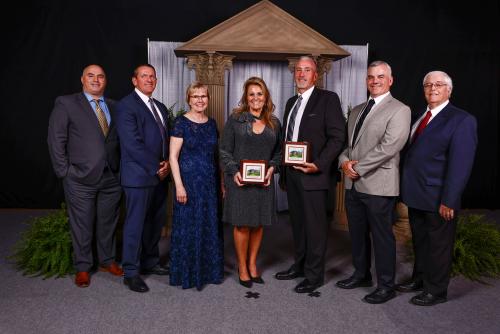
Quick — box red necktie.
[412,110,432,143]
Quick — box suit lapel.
[107,100,115,128]
[408,104,453,152]
[283,95,299,131]
[133,92,168,133]
[132,91,154,120]
[348,105,363,146]
[352,94,392,147]
[416,103,452,139]
[152,98,169,129]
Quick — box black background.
[1,0,498,209]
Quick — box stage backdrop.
[148,41,368,210]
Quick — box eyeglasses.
[190,95,208,100]
[423,82,447,90]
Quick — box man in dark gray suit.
[48,64,123,287]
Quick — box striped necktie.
[286,95,303,141]
[149,98,167,160]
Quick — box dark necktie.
[352,99,375,146]
[286,95,303,142]
[93,99,109,136]
[411,110,432,143]
[149,98,167,160]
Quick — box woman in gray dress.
[220,77,281,288]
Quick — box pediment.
[175,0,349,61]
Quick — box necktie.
[351,99,375,146]
[286,95,303,141]
[93,99,109,136]
[412,110,432,143]
[149,98,167,160]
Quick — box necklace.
[250,112,263,120]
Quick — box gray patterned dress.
[219,112,282,226]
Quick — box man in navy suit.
[48,64,123,288]
[115,64,170,293]
[398,71,477,306]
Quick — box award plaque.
[283,141,310,166]
[240,160,267,185]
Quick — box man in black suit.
[48,64,123,288]
[275,56,346,293]
[115,64,170,293]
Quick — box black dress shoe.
[410,292,447,306]
[395,280,423,293]
[250,275,264,284]
[275,267,304,280]
[336,276,373,289]
[140,264,169,276]
[238,269,252,288]
[124,276,149,293]
[363,288,396,304]
[294,279,322,293]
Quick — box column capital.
[187,52,235,86]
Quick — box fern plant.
[452,214,500,282]
[166,103,188,130]
[10,203,74,278]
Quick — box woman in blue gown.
[168,82,223,290]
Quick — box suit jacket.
[115,91,169,187]
[282,87,346,190]
[48,93,120,185]
[401,103,477,211]
[338,93,410,196]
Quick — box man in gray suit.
[336,61,410,303]
[48,64,123,287]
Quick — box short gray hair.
[423,71,453,91]
[368,60,392,76]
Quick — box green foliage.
[166,103,188,129]
[452,214,500,282]
[10,204,74,278]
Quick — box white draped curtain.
[148,41,368,210]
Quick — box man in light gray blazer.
[336,61,410,304]
[48,64,123,288]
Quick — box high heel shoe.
[238,269,252,288]
[250,275,264,284]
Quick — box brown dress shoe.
[99,262,124,276]
[75,272,90,287]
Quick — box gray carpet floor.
[1,209,499,334]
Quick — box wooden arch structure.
[174,0,349,132]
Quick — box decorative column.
[394,202,412,242]
[187,52,234,132]
[287,55,347,229]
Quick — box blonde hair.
[185,81,210,104]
